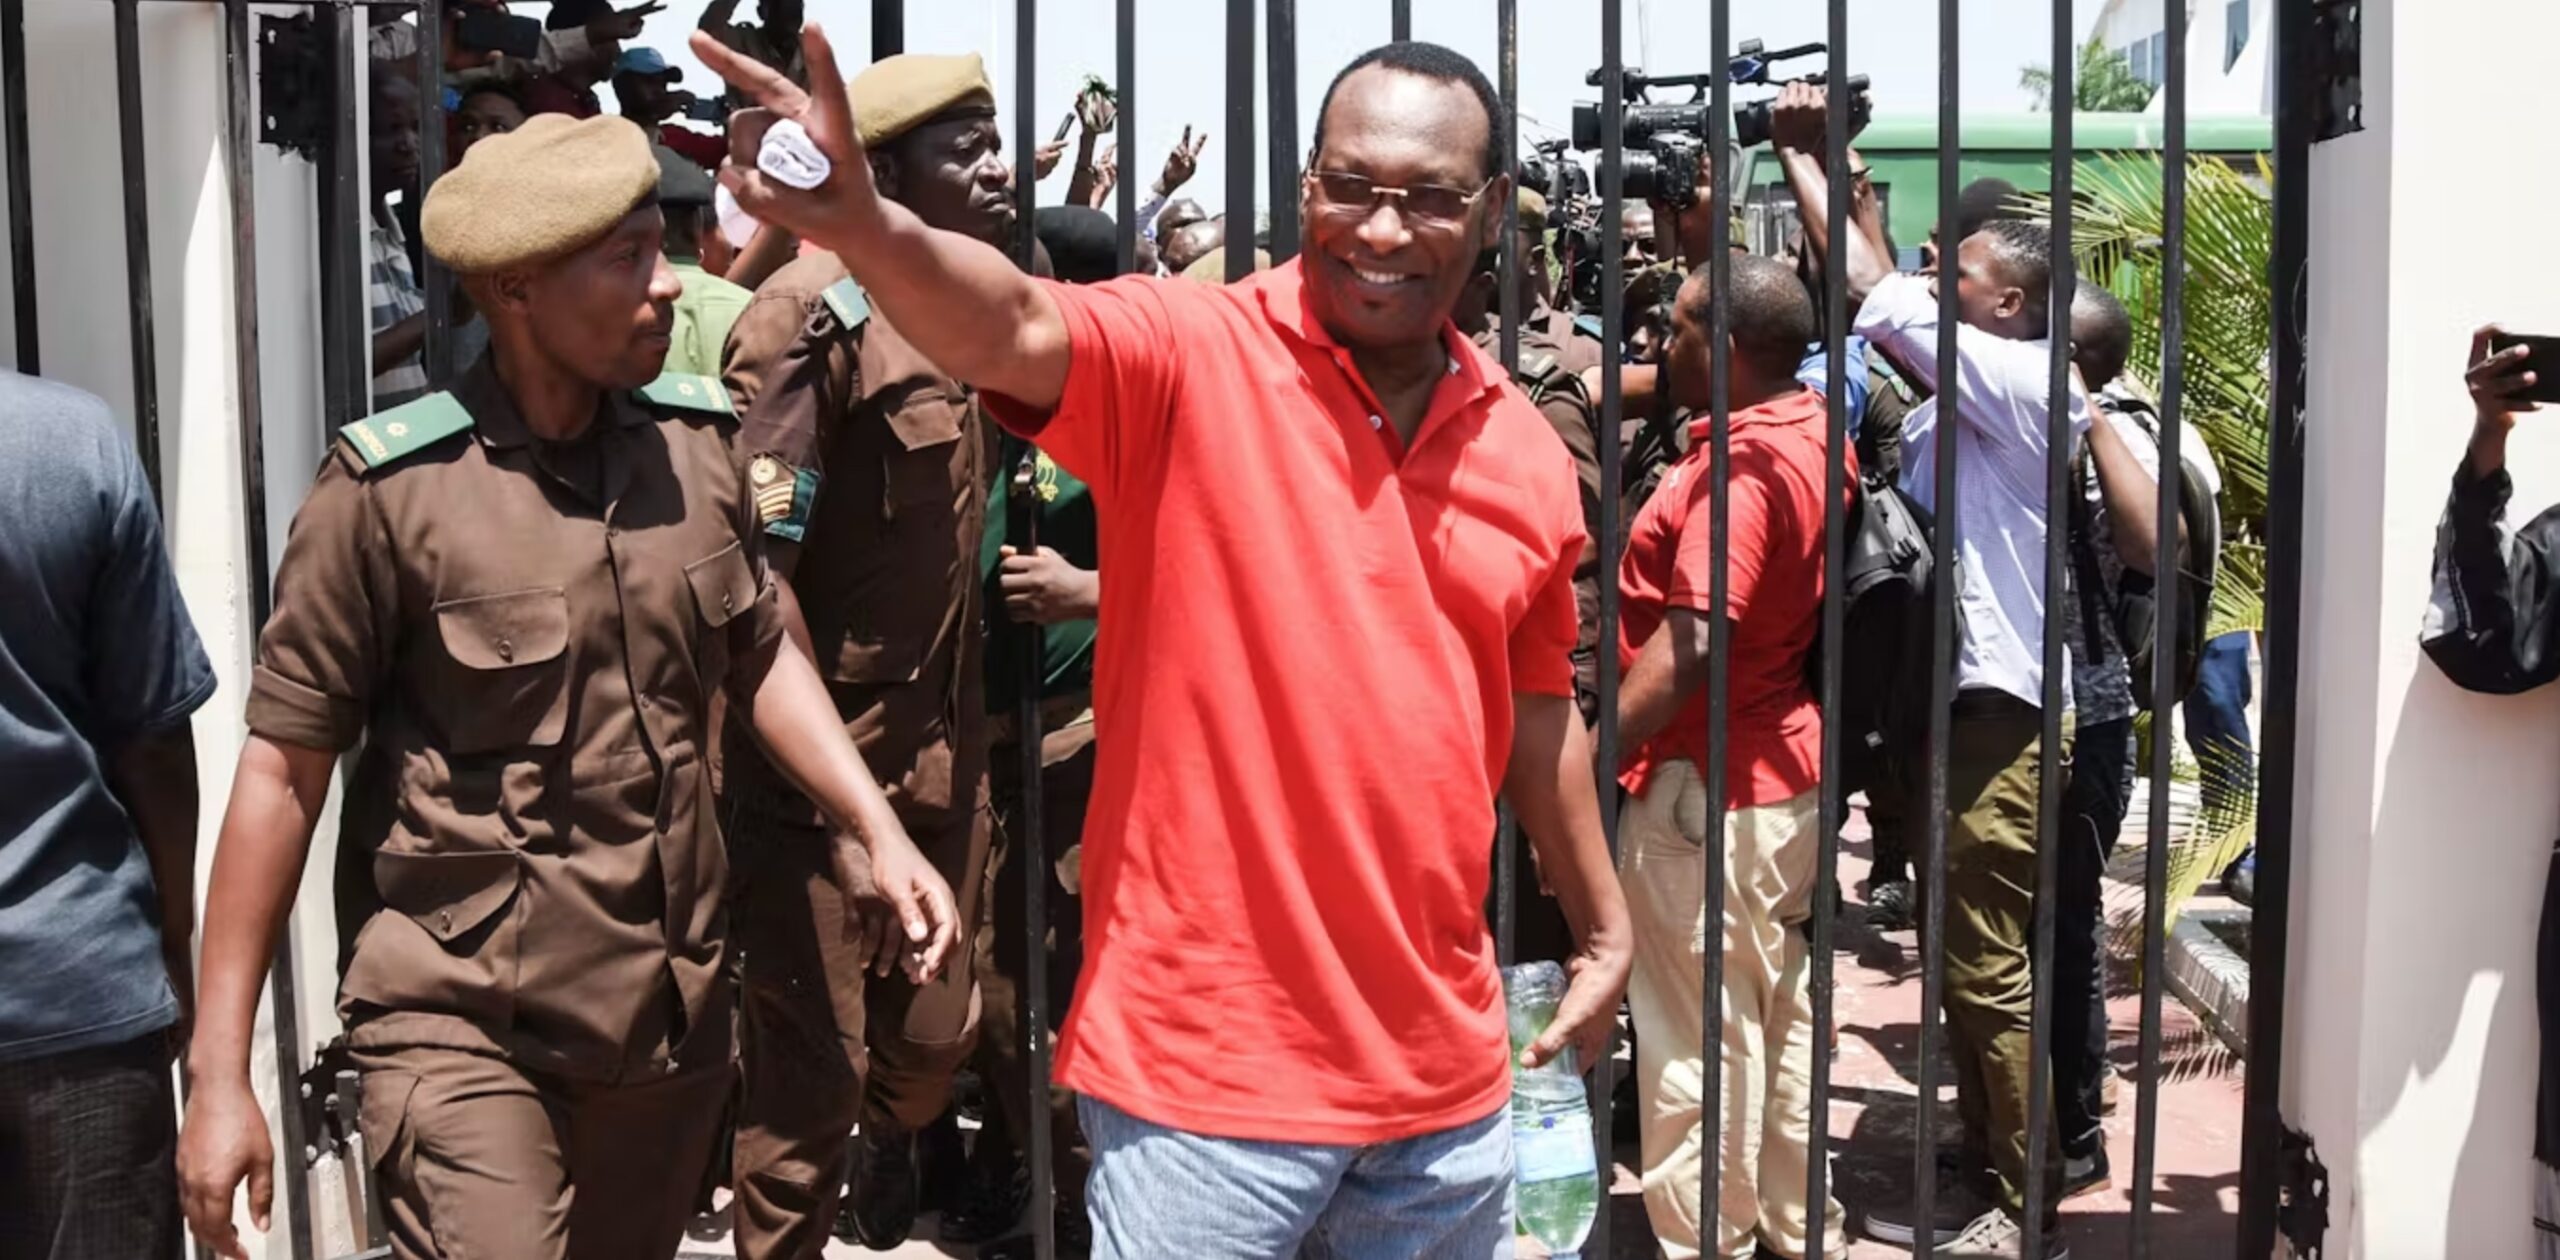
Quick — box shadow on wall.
[2361,665,2560,1258]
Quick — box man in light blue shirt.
[0,370,215,1257]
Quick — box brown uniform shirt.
[1475,317,1606,718]
[719,252,988,825]
[245,359,786,1083]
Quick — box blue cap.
[614,47,677,78]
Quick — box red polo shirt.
[984,259,1585,1144]
[1616,389,1843,807]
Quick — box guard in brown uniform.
[716,53,1011,1257]
[1448,189,1604,967]
[173,114,958,1260]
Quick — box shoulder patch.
[821,277,871,331]
[637,372,736,417]
[338,393,474,472]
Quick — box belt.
[986,691,1094,749]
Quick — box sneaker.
[1866,878,1916,931]
[2061,1146,2112,1202]
[837,1122,920,1249]
[937,1153,1031,1245]
[1864,1178,1989,1248]
[1933,1208,2070,1259]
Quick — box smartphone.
[1052,111,1078,143]
[685,96,727,123]
[455,8,542,59]
[2489,332,2560,405]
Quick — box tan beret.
[422,114,660,273]
[853,53,997,148]
[1516,188,1549,233]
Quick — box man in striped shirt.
[367,72,430,412]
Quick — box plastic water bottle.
[1505,961,1599,1259]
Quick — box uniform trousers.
[1621,761,1845,1260]
[350,1038,731,1260]
[727,793,989,1260]
[975,712,1096,1207]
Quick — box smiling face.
[876,111,1016,248]
[491,205,681,392]
[1299,64,1502,352]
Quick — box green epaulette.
[338,393,474,472]
[637,372,735,416]
[821,276,871,331]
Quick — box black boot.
[837,1122,919,1248]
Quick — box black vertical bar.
[873,0,903,58]
[224,6,281,1257]
[1,0,34,372]
[112,0,163,502]
[320,7,365,428]
[1113,0,1135,275]
[2024,1,2075,1252]
[1591,2,1623,1253]
[419,0,450,384]
[2238,0,2308,1248]
[1913,0,1961,1238]
[1492,0,1520,966]
[1223,0,1253,283]
[1264,0,1297,263]
[1697,0,1732,1242]
[2130,0,2188,1249]
[1803,0,1848,1250]
[1390,0,1409,42]
[1010,3,1052,1258]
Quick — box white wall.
[2287,1,2560,1255]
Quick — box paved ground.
[680,814,2246,1260]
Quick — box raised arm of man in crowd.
[1768,82,1894,313]
[2425,326,2560,695]
[697,28,1071,410]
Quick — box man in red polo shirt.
[1615,255,1850,1260]
[694,28,1632,1257]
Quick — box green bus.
[1733,112,2273,264]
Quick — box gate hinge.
[2277,1122,2332,1257]
[257,11,330,160]
[2308,0,2364,143]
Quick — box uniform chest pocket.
[881,390,967,518]
[430,588,571,754]
[684,541,759,688]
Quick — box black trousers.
[2054,715,2135,1160]
[0,1029,180,1260]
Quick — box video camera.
[1570,39,1871,207]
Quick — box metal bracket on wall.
[2277,1121,2331,1257]
[2308,0,2362,142]
[258,10,328,159]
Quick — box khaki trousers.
[1620,761,1846,1260]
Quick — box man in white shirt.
[1844,208,2092,1258]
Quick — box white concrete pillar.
[2284,1,2560,1255]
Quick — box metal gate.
[0,0,2319,1256]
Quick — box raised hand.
[689,24,876,257]
[1034,138,1068,181]
[1156,125,1208,196]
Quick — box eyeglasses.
[1306,170,1494,227]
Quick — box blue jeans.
[1079,1095,1516,1259]
[2184,632,2257,861]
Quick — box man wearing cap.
[173,113,959,1260]
[700,32,1631,1257]
[656,147,752,376]
[714,51,1013,1257]
[617,46,728,170]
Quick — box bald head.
[2071,284,2133,391]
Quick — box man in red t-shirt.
[1615,255,1850,1259]
[695,29,1632,1258]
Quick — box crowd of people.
[0,7,2278,1260]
